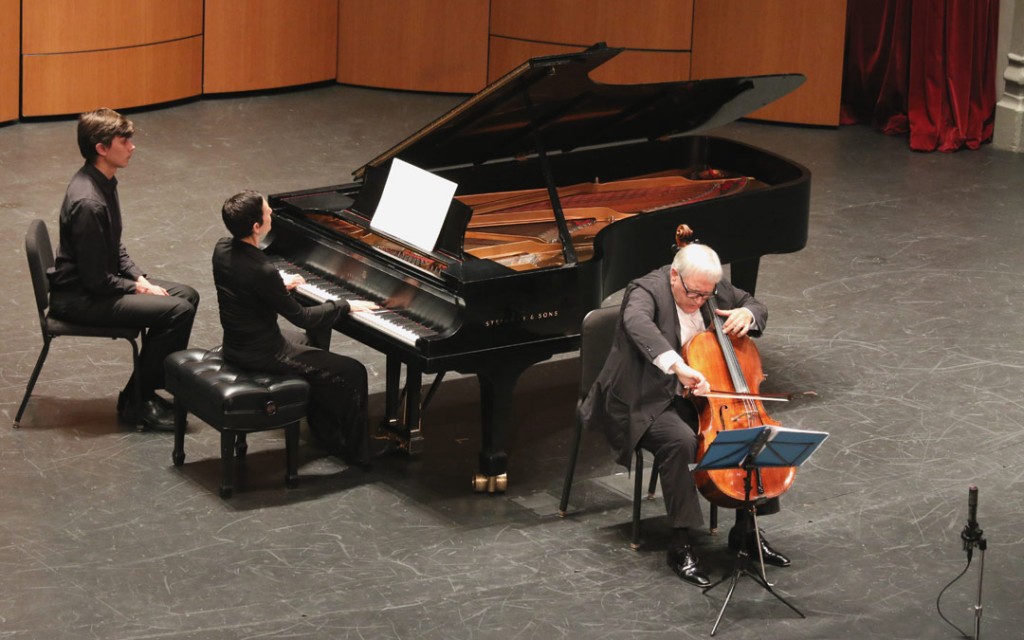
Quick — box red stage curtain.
[841,0,999,151]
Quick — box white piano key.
[277,266,433,346]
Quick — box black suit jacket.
[580,264,767,468]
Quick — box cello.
[678,227,797,509]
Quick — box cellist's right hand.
[672,362,710,396]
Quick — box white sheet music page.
[369,158,457,254]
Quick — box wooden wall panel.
[691,0,847,125]
[0,0,18,122]
[490,0,693,50]
[204,0,338,93]
[22,0,202,54]
[488,37,690,85]
[337,0,488,93]
[22,37,202,117]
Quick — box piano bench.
[164,348,310,498]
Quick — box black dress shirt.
[211,237,347,368]
[51,163,143,295]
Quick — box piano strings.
[458,171,760,270]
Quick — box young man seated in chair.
[580,242,790,587]
[49,108,199,430]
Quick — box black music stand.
[694,425,828,636]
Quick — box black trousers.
[638,396,779,530]
[50,279,199,400]
[234,330,370,462]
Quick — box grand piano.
[264,45,811,492]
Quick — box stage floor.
[1,85,1021,639]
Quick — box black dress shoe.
[666,546,711,587]
[728,527,791,567]
[150,394,188,428]
[152,394,175,413]
[118,394,175,431]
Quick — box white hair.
[672,243,722,282]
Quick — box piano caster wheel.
[471,472,508,494]
[472,474,486,492]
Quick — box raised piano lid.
[346,44,804,274]
[353,44,805,179]
[275,44,806,285]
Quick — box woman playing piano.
[213,190,378,465]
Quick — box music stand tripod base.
[702,505,805,636]
[693,424,827,636]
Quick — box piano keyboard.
[273,259,438,347]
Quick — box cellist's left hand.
[715,307,755,337]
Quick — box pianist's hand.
[348,299,379,313]
[282,273,306,290]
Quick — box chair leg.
[172,402,187,466]
[631,449,644,550]
[647,459,659,499]
[235,433,248,459]
[558,413,585,516]
[126,337,144,432]
[285,422,300,489]
[219,430,236,498]
[710,504,719,535]
[14,336,52,428]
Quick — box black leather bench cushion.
[165,349,309,432]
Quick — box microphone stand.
[961,517,986,639]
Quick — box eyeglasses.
[680,279,717,300]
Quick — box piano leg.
[404,368,424,454]
[471,359,535,493]
[380,351,560,494]
[380,356,425,455]
[730,257,761,296]
[380,356,402,441]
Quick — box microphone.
[961,485,982,560]
[967,485,978,529]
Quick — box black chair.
[14,220,143,429]
[559,305,717,549]
[558,306,658,549]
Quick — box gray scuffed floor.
[1,85,1021,638]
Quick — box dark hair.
[221,190,266,239]
[77,108,134,162]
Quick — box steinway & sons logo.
[483,309,560,328]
